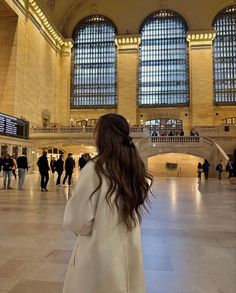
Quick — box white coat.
[62,161,146,293]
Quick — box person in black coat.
[55,154,64,185]
[63,153,74,186]
[37,151,50,191]
[1,154,14,189]
[78,154,88,170]
[202,159,210,180]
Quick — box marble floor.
[0,172,235,293]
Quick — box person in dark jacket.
[63,153,74,186]
[216,161,223,180]
[202,159,210,180]
[55,154,64,185]
[179,129,184,136]
[78,154,88,170]
[37,151,50,191]
[17,153,28,190]
[197,162,203,181]
[50,157,56,173]
[1,154,14,189]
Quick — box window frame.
[138,10,189,108]
[70,15,118,109]
[212,5,236,106]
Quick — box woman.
[197,162,203,181]
[63,114,153,293]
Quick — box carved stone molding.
[187,30,216,49]
[115,35,141,53]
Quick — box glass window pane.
[139,10,189,106]
[213,6,236,105]
[71,15,117,108]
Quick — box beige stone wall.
[0,0,235,133]
[70,108,117,123]
[117,48,139,124]
[0,13,17,115]
[0,1,62,127]
[15,17,61,125]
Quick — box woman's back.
[63,114,152,293]
[63,162,145,293]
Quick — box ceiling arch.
[36,0,232,37]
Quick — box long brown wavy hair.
[91,113,153,231]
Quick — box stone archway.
[148,152,205,178]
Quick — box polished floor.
[0,172,235,293]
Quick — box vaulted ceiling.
[37,0,90,35]
[36,0,233,38]
[0,1,16,17]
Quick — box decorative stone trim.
[115,35,141,52]
[13,0,73,52]
[187,30,216,48]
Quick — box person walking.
[62,113,153,293]
[17,153,28,190]
[11,155,17,179]
[37,151,50,191]
[62,153,74,186]
[197,162,203,182]
[226,160,234,178]
[1,154,14,189]
[216,161,223,180]
[202,159,210,180]
[55,154,64,185]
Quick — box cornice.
[115,35,141,53]
[13,0,73,53]
[187,30,216,49]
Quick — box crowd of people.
[0,153,28,190]
[36,151,91,192]
[151,129,185,137]
[151,128,202,137]
[1,149,236,190]
[0,151,92,191]
[196,157,236,182]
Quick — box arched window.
[145,118,183,135]
[139,10,189,106]
[213,6,236,104]
[71,15,117,108]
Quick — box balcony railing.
[151,136,200,143]
[31,126,145,134]
[221,117,236,125]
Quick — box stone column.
[187,30,216,127]
[115,35,141,124]
[58,40,73,126]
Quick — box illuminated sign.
[0,112,29,139]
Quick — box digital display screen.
[0,112,29,139]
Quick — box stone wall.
[0,13,17,115]
[0,0,235,131]
[0,1,61,127]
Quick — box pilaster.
[115,35,141,124]
[59,41,73,126]
[187,30,216,127]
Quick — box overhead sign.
[0,112,29,139]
